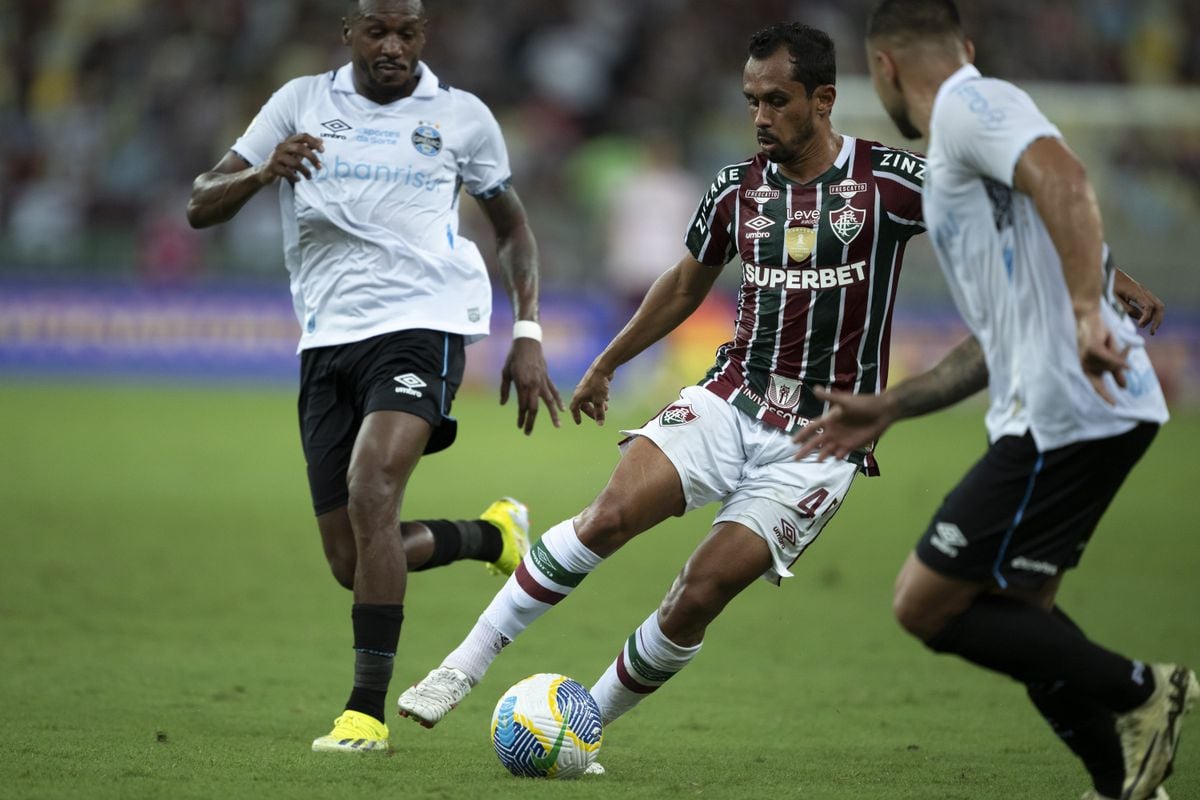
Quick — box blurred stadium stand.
[2,0,1199,401]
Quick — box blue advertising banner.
[0,278,623,388]
[2,278,1197,405]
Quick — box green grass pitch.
[1,382,1197,799]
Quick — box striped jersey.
[685,135,926,448]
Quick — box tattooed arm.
[793,336,988,461]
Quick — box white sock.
[590,610,703,725]
[443,520,602,683]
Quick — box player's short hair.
[867,0,963,44]
[747,23,836,95]
[345,0,425,20]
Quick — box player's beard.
[882,92,922,140]
[761,115,816,164]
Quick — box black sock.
[1026,607,1124,797]
[345,603,404,723]
[411,519,503,571]
[926,595,1153,713]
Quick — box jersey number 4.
[796,488,837,519]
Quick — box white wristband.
[513,320,543,342]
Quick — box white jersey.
[232,62,511,351]
[923,64,1167,451]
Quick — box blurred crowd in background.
[3,0,1199,284]
[2,0,1200,397]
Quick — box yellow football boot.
[311,710,389,753]
[481,497,530,577]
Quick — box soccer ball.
[490,673,603,778]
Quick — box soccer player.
[793,2,1196,798]
[186,0,563,753]
[395,21,935,751]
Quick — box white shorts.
[622,385,859,584]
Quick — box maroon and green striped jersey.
[685,137,926,455]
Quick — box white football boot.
[397,666,474,728]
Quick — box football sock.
[443,520,603,683]
[925,595,1154,713]
[1026,607,1123,797]
[409,519,503,571]
[589,610,703,726]
[345,603,404,723]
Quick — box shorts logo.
[468,307,481,322]
[930,522,968,558]
[773,518,797,547]
[830,205,866,245]
[785,227,815,262]
[1010,556,1059,576]
[659,404,698,427]
[744,185,780,203]
[394,373,427,398]
[766,374,803,411]
[411,123,443,157]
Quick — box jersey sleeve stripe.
[871,171,922,194]
[471,176,512,199]
[885,211,923,226]
[694,184,739,263]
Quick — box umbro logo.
[744,214,775,240]
[930,522,968,558]
[394,373,426,397]
[773,518,798,547]
[321,118,353,133]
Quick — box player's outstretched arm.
[1113,267,1164,335]
[478,188,563,435]
[1013,136,1127,402]
[794,335,988,461]
[571,255,720,426]
[186,134,325,228]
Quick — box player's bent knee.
[327,556,355,590]
[892,593,942,642]
[345,468,402,517]
[574,502,637,552]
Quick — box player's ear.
[812,84,837,117]
[874,48,900,90]
[963,37,976,64]
[341,18,353,45]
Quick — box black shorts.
[298,329,466,515]
[915,422,1157,590]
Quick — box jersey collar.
[933,63,982,114]
[332,60,440,101]
[765,133,853,187]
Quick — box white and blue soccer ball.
[490,672,603,778]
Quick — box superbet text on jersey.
[685,137,926,448]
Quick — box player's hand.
[792,387,893,462]
[500,337,563,435]
[569,364,613,426]
[1076,307,1129,405]
[262,134,325,185]
[1113,269,1164,335]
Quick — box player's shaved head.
[867,0,962,48]
[346,0,425,21]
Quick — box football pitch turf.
[2,382,1198,800]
